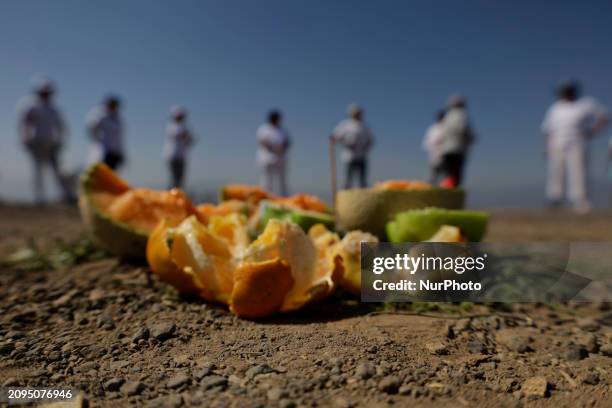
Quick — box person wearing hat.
[17,76,73,204]
[438,94,475,187]
[164,105,195,189]
[86,95,125,170]
[422,109,446,184]
[330,104,375,188]
[256,110,291,196]
[541,81,609,213]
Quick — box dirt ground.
[1,205,611,407]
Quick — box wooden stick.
[329,137,337,210]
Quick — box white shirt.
[164,121,193,160]
[542,97,609,149]
[256,123,290,166]
[331,118,374,162]
[86,106,124,154]
[440,107,474,154]
[17,95,65,147]
[422,122,445,165]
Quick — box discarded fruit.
[336,182,465,239]
[386,208,488,243]
[79,163,203,259]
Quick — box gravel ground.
[0,205,611,407]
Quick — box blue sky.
[1,0,611,206]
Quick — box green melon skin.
[386,208,489,243]
[335,188,465,239]
[259,201,335,233]
[78,165,148,260]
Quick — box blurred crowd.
[14,76,611,213]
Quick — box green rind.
[335,188,465,239]
[78,164,148,259]
[259,201,335,232]
[386,208,489,243]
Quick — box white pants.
[547,144,589,206]
[26,144,72,204]
[260,160,288,196]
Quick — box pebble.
[355,362,376,380]
[150,322,176,341]
[425,341,448,355]
[130,327,149,343]
[467,340,487,354]
[166,373,190,389]
[267,387,287,401]
[564,344,588,361]
[120,381,145,396]
[521,376,549,399]
[146,395,183,408]
[200,375,228,391]
[495,330,532,353]
[193,366,213,380]
[582,372,599,385]
[245,364,275,379]
[97,315,115,330]
[378,376,401,394]
[599,344,612,357]
[104,377,125,391]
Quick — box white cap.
[169,105,187,118]
[347,103,362,116]
[32,76,55,93]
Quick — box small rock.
[495,330,532,353]
[578,333,599,353]
[194,366,212,380]
[104,377,125,392]
[96,315,115,330]
[522,376,549,399]
[577,318,600,332]
[166,373,190,389]
[564,344,588,361]
[2,377,18,387]
[279,400,297,408]
[582,372,599,385]
[120,381,145,396]
[88,288,106,302]
[425,341,448,355]
[267,387,287,401]
[378,376,401,394]
[130,327,149,343]
[150,322,176,341]
[0,342,15,356]
[467,340,487,354]
[333,396,352,408]
[398,384,412,395]
[355,362,376,380]
[600,344,612,357]
[110,360,130,371]
[146,395,183,408]
[200,375,227,391]
[245,364,275,379]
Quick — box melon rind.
[335,188,465,239]
[258,201,335,233]
[78,163,148,259]
[386,208,489,243]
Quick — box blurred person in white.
[256,110,290,196]
[542,81,609,213]
[17,76,74,204]
[439,95,475,188]
[422,109,446,185]
[86,95,125,171]
[164,105,195,189]
[330,103,375,188]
